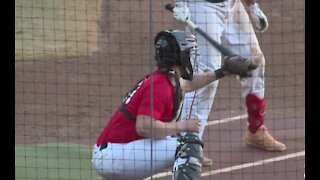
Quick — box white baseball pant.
[182,0,265,138]
[92,136,177,180]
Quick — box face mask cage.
[176,32,199,80]
[154,30,199,80]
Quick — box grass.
[15,143,101,180]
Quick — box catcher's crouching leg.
[172,133,204,180]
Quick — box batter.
[172,0,286,165]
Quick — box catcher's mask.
[154,30,197,80]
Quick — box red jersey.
[96,70,175,145]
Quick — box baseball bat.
[165,3,236,56]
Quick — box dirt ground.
[15,0,305,179]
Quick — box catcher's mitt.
[222,55,259,78]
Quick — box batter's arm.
[136,115,200,138]
[180,55,259,92]
[180,70,225,93]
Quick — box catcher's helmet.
[154,30,197,80]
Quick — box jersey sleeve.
[137,80,172,120]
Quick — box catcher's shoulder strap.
[169,72,184,122]
[120,78,145,123]
[120,103,136,123]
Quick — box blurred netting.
[15,0,304,179]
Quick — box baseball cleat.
[245,125,286,151]
[202,156,213,166]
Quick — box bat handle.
[165,3,174,13]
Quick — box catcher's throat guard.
[154,30,197,80]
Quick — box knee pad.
[172,133,204,180]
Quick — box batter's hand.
[172,1,190,23]
[249,3,269,33]
[222,55,259,78]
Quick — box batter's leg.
[183,0,227,139]
[182,1,229,167]
[223,0,286,151]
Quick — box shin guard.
[246,94,265,134]
[172,133,203,180]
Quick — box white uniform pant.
[92,136,177,180]
[183,0,266,138]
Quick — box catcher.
[91,29,258,180]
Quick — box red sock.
[246,94,265,134]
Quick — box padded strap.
[120,103,136,123]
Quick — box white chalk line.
[144,151,305,179]
[206,114,248,126]
[201,150,305,177]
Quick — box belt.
[206,0,227,3]
[99,142,108,151]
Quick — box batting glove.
[249,3,269,33]
[173,1,190,23]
